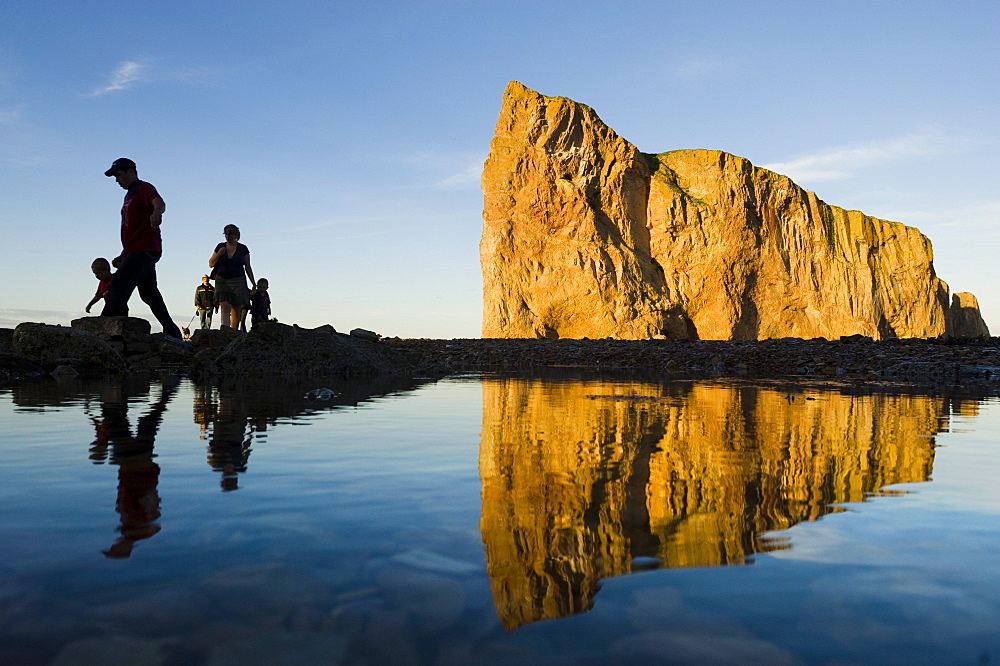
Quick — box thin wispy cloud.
[163,62,226,86]
[0,156,46,168]
[91,60,145,96]
[885,200,1000,237]
[435,159,483,190]
[0,309,79,327]
[762,133,938,182]
[398,151,485,190]
[272,212,403,237]
[669,55,742,79]
[0,105,23,123]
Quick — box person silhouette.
[90,376,178,558]
[101,157,183,339]
[205,390,253,491]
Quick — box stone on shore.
[950,292,990,339]
[13,322,127,372]
[0,318,412,382]
[190,327,241,349]
[71,316,151,341]
[5,318,1000,389]
[192,321,410,378]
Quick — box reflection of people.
[101,158,183,340]
[90,376,178,558]
[206,393,253,491]
[208,224,255,331]
[85,257,115,314]
[194,274,217,330]
[249,278,271,329]
[193,383,217,440]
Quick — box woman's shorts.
[214,276,249,307]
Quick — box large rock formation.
[481,81,989,340]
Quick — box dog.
[181,327,191,341]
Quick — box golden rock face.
[478,378,961,630]
[480,82,989,340]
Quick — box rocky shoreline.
[391,335,1000,386]
[4,318,1000,391]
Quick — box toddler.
[249,278,271,330]
[85,258,114,313]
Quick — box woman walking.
[209,224,255,330]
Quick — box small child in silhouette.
[86,258,115,313]
[248,278,271,330]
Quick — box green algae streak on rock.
[480,81,989,341]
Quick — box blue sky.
[2,1,998,338]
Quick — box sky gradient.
[2,1,998,338]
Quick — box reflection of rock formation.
[479,379,966,630]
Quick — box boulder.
[949,292,990,339]
[193,321,411,377]
[350,328,380,342]
[0,327,44,383]
[0,327,15,354]
[12,322,126,372]
[0,352,44,384]
[191,328,241,349]
[71,316,151,341]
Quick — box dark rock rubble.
[389,335,1000,386]
[3,317,1000,389]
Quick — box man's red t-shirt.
[120,181,163,254]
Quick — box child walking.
[86,258,116,314]
[248,278,271,330]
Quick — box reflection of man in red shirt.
[96,377,178,558]
[101,157,183,339]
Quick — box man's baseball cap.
[104,158,136,176]
[202,274,209,279]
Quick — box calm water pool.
[1,374,998,664]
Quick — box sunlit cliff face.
[478,379,969,630]
[480,82,990,340]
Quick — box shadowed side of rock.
[0,326,44,383]
[0,318,413,383]
[6,319,1000,389]
[950,292,990,338]
[13,322,128,373]
[192,321,411,378]
[392,336,1000,387]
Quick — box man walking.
[101,158,183,340]
[194,274,216,329]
